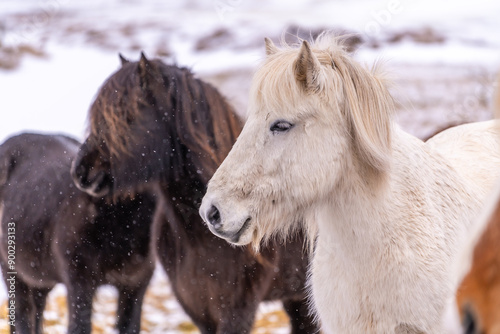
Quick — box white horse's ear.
[294,41,322,93]
[264,37,279,56]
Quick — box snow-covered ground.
[0,0,499,332]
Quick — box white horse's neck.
[308,126,488,333]
[312,189,388,272]
[310,126,477,272]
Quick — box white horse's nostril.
[207,205,221,227]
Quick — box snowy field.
[0,0,499,332]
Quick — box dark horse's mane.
[88,57,242,188]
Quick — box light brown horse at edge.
[456,73,500,334]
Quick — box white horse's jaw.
[199,194,254,245]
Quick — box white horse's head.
[200,34,394,247]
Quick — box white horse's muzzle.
[199,195,254,245]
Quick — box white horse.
[200,34,500,333]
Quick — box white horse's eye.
[270,120,294,134]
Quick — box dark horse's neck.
[159,174,209,236]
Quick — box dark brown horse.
[71,54,319,334]
[0,133,156,334]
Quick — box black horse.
[0,133,156,334]
[71,54,319,334]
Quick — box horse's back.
[0,133,78,181]
[426,120,500,197]
[425,120,500,288]
[0,133,79,212]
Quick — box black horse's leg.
[33,287,51,334]
[182,308,217,334]
[115,283,149,334]
[216,303,258,334]
[11,277,35,334]
[283,299,320,334]
[66,278,94,334]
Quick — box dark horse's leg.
[66,277,94,334]
[11,277,35,334]
[115,283,150,334]
[186,302,256,334]
[33,287,52,334]
[216,304,259,334]
[283,299,320,334]
[183,308,217,334]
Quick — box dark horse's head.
[71,53,242,198]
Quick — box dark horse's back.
[0,132,156,334]
[72,54,319,334]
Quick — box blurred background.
[0,0,499,332]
